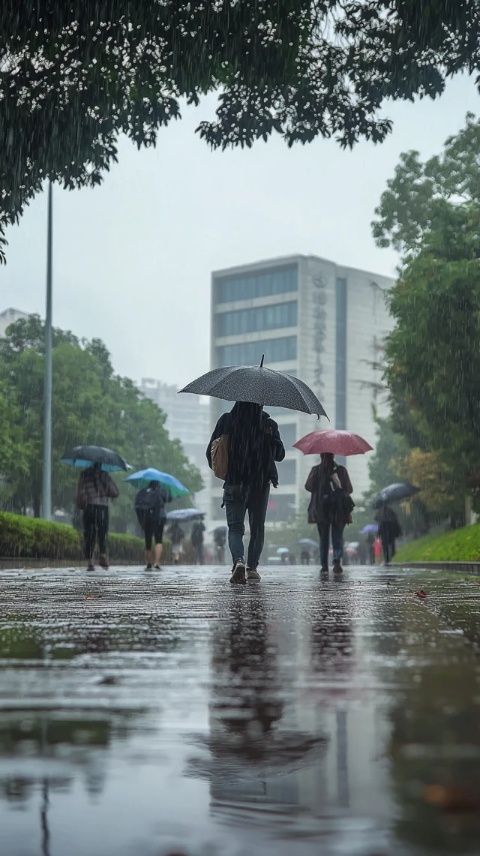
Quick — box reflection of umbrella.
[276,547,289,555]
[61,445,128,472]
[125,468,189,497]
[297,538,318,548]
[372,482,419,508]
[294,429,372,456]
[360,523,378,535]
[180,356,327,417]
[167,508,204,521]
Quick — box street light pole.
[42,181,53,520]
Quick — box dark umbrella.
[61,445,128,473]
[179,356,327,418]
[372,482,419,508]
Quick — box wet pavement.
[1,563,480,856]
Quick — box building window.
[215,264,298,304]
[215,301,297,337]
[335,277,347,429]
[276,459,296,485]
[216,336,297,366]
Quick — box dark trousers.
[224,483,270,569]
[381,534,396,564]
[317,521,344,568]
[83,504,109,561]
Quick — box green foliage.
[0,316,202,523]
[2,2,479,259]
[0,510,146,561]
[395,524,480,563]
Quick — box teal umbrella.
[125,468,189,498]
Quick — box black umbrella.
[61,445,129,472]
[372,482,419,508]
[180,356,327,418]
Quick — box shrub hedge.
[0,511,153,562]
[395,523,480,563]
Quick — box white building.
[139,379,210,514]
[0,307,28,338]
[209,255,394,524]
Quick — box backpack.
[210,434,229,480]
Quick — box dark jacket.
[134,484,172,526]
[305,462,353,526]
[375,505,402,539]
[206,410,285,488]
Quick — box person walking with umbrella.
[191,518,206,565]
[305,453,353,573]
[374,504,402,566]
[206,402,285,583]
[134,480,172,569]
[76,462,119,570]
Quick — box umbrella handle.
[260,354,265,367]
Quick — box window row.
[215,301,297,337]
[215,265,298,304]
[216,336,297,366]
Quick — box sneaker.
[230,558,246,584]
[333,560,343,573]
[99,554,109,569]
[87,563,95,572]
[246,567,261,581]
[320,565,328,574]
[145,563,152,570]
[154,564,161,570]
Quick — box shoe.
[246,567,261,581]
[154,564,161,570]
[87,563,95,571]
[145,563,152,570]
[320,565,328,574]
[230,558,246,584]
[99,554,109,569]
[333,560,343,573]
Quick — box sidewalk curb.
[391,561,480,574]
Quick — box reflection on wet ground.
[0,564,479,855]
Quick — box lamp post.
[41,181,53,519]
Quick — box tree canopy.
[0,316,202,526]
[1,0,479,260]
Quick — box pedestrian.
[76,462,119,571]
[305,452,354,573]
[373,535,382,564]
[135,480,172,570]
[206,401,285,583]
[168,521,185,564]
[191,518,206,565]
[366,530,376,564]
[375,503,402,565]
[213,527,226,564]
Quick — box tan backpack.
[210,434,229,480]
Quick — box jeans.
[83,504,109,561]
[223,483,270,569]
[381,534,396,564]
[317,521,344,567]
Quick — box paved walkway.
[0,563,479,856]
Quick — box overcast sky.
[1,75,478,388]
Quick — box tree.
[1,1,479,260]
[0,316,202,522]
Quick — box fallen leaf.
[415,589,428,599]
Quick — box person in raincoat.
[135,480,172,569]
[374,504,402,565]
[76,462,119,571]
[206,401,285,583]
[305,452,353,573]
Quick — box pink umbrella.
[293,429,373,456]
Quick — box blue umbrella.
[167,508,204,521]
[61,444,129,472]
[361,523,378,535]
[125,468,189,497]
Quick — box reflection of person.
[305,453,353,574]
[375,504,402,565]
[168,521,185,564]
[207,401,285,583]
[135,481,172,569]
[76,463,119,571]
[191,520,206,565]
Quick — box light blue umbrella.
[125,468,189,498]
[167,508,204,521]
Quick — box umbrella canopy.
[61,445,128,472]
[361,523,379,535]
[167,508,204,521]
[297,538,318,548]
[125,468,189,497]
[180,356,327,418]
[294,429,372,456]
[276,547,289,555]
[372,482,419,508]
